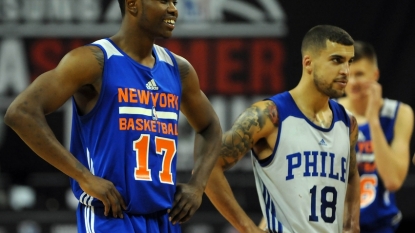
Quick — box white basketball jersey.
[252,92,351,233]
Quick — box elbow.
[4,104,20,128]
[211,115,223,136]
[4,103,32,129]
[209,111,222,133]
[199,116,223,143]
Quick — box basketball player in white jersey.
[205,25,360,233]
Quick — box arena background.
[0,0,414,232]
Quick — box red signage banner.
[22,38,285,95]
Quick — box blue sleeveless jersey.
[69,38,182,215]
[357,98,401,229]
[252,92,351,233]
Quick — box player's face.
[313,41,354,98]
[139,0,178,39]
[345,58,378,100]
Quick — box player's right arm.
[343,115,360,233]
[4,46,126,218]
[205,100,278,233]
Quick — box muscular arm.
[205,101,278,233]
[4,46,100,179]
[168,54,222,224]
[4,46,126,217]
[343,115,360,233]
[370,104,414,191]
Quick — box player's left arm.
[168,54,222,224]
[343,115,360,233]
[370,103,414,191]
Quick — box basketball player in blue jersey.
[205,25,360,233]
[4,0,222,232]
[338,41,414,233]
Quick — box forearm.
[205,164,258,233]
[369,119,407,188]
[343,170,360,233]
[189,121,222,190]
[5,108,90,182]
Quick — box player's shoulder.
[252,99,277,109]
[382,98,413,119]
[63,45,103,65]
[396,100,414,122]
[167,50,198,84]
[250,100,279,124]
[168,50,190,68]
[396,100,413,113]
[53,45,104,85]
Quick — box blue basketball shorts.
[76,203,181,233]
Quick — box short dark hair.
[301,25,354,56]
[118,0,125,17]
[353,40,377,65]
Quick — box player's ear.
[126,0,138,15]
[374,68,380,81]
[303,55,313,74]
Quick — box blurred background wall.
[0,0,414,232]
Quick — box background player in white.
[338,41,414,232]
[205,25,360,233]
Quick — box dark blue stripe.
[266,191,272,231]
[271,199,276,231]
[81,193,87,205]
[263,183,284,232]
[264,185,276,232]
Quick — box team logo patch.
[146,79,159,90]
[319,139,327,146]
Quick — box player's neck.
[111,23,156,65]
[342,97,368,116]
[290,84,331,115]
[111,34,156,68]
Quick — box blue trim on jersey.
[262,183,283,233]
[255,91,350,167]
[107,38,160,71]
[269,92,349,132]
